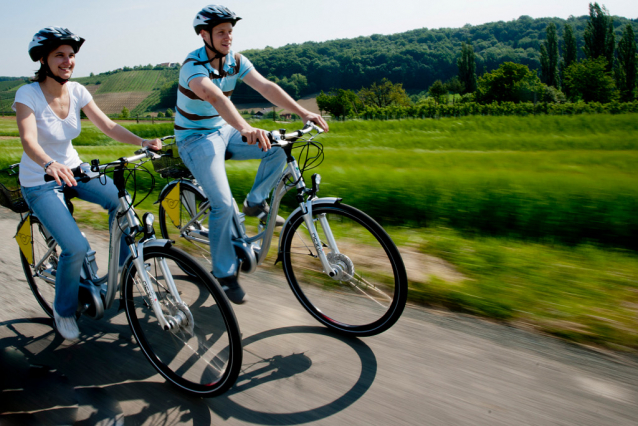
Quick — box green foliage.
[165,108,173,118]
[158,80,178,108]
[316,89,361,118]
[563,57,616,102]
[156,111,164,118]
[540,23,560,88]
[476,62,541,103]
[457,42,477,94]
[428,80,448,104]
[615,24,637,102]
[583,2,615,70]
[120,106,130,119]
[358,78,410,108]
[269,73,308,99]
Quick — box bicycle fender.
[155,180,204,204]
[276,197,342,262]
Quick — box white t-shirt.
[12,82,92,187]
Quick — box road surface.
[1,207,637,425]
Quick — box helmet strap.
[43,61,69,85]
[196,26,225,74]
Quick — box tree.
[475,62,542,103]
[563,57,616,102]
[120,106,130,119]
[158,81,178,108]
[165,108,174,118]
[562,24,578,70]
[316,89,361,119]
[444,76,465,96]
[540,23,560,88]
[358,79,410,108]
[428,80,448,104]
[457,42,477,94]
[615,24,637,101]
[157,111,165,118]
[583,3,615,71]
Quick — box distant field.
[92,91,153,114]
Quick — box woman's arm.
[82,100,161,150]
[242,69,329,132]
[15,103,77,186]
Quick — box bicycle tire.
[281,203,408,337]
[158,183,212,275]
[20,215,57,318]
[123,245,242,397]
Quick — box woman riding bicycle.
[175,5,329,304]
[13,27,162,341]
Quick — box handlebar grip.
[44,165,85,182]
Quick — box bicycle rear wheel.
[281,203,408,337]
[19,215,57,318]
[123,245,242,397]
[158,183,212,274]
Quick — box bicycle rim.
[159,184,212,273]
[123,246,242,396]
[282,204,407,336]
[20,216,57,318]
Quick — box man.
[175,5,329,304]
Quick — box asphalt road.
[1,207,638,425]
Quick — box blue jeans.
[178,125,286,278]
[22,176,126,317]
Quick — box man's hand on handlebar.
[46,161,77,187]
[142,138,163,151]
[240,127,272,151]
[301,112,329,133]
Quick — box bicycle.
[153,122,408,337]
[1,149,242,397]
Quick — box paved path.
[1,207,637,425]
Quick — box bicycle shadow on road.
[207,325,378,424]
[0,316,213,425]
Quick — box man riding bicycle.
[175,5,329,304]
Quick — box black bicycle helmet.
[193,5,241,35]
[28,27,85,62]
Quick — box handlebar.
[43,148,161,182]
[241,121,324,146]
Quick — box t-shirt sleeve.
[183,61,210,85]
[238,54,254,79]
[76,83,93,108]
[12,84,36,113]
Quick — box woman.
[12,27,162,341]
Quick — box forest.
[231,12,638,103]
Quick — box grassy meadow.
[1,114,638,351]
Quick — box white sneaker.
[53,306,80,341]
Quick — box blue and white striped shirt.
[174,47,254,141]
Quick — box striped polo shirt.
[174,47,254,141]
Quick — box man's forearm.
[259,82,309,117]
[210,95,251,131]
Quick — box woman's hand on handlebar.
[46,162,77,187]
[302,112,329,133]
[142,138,162,151]
[241,127,271,151]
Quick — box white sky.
[1,0,635,77]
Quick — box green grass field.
[1,114,638,351]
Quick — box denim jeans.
[178,124,286,278]
[22,176,126,317]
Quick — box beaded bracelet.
[43,160,57,172]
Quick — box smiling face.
[42,44,75,80]
[202,22,233,55]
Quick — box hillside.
[1,13,637,114]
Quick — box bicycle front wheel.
[281,203,408,336]
[123,245,242,397]
[19,215,57,318]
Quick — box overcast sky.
[1,0,635,78]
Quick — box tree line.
[232,4,637,104]
[314,3,637,119]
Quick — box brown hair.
[31,62,47,83]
